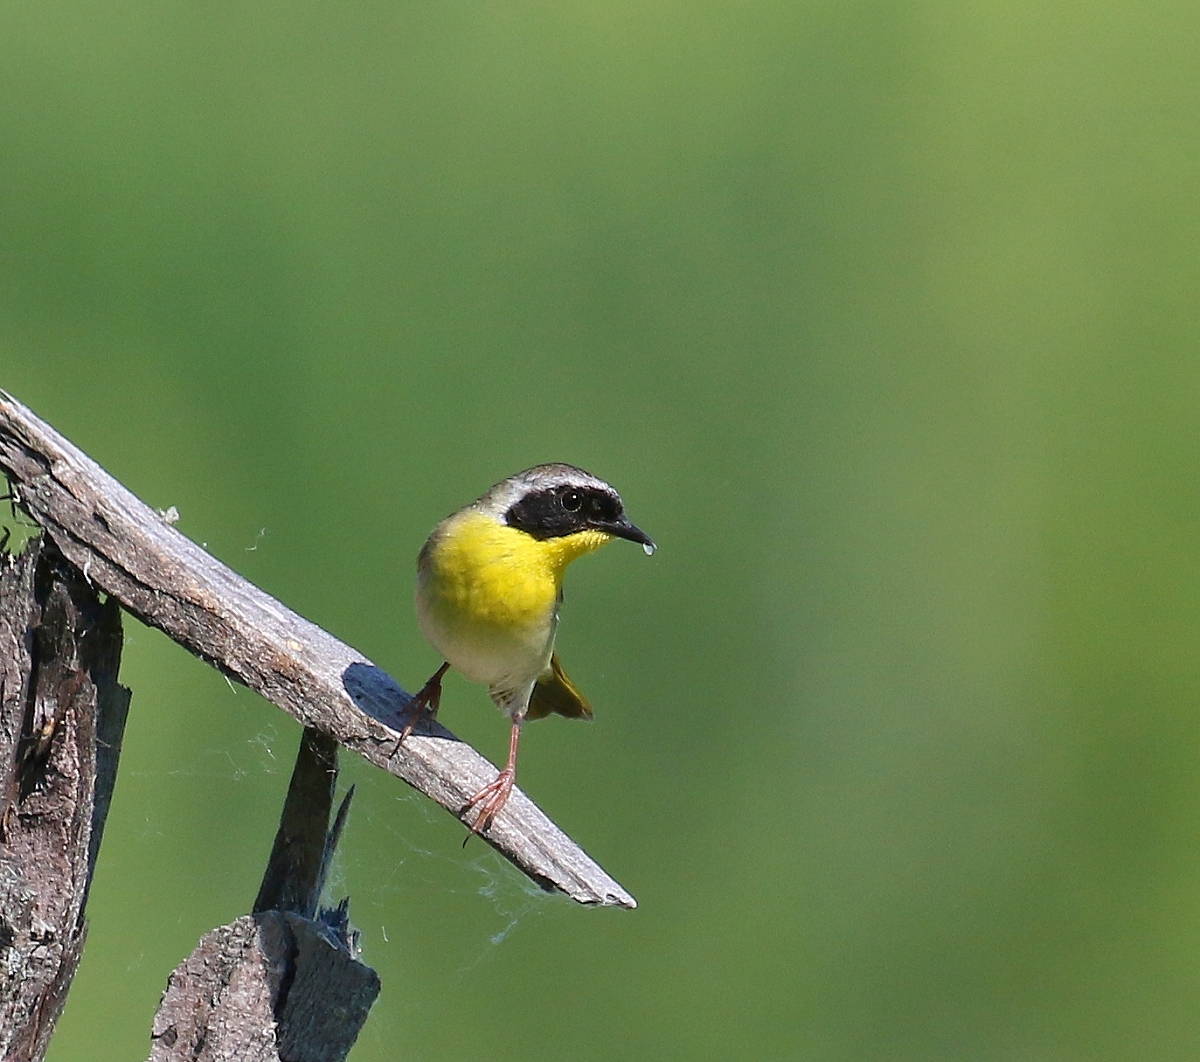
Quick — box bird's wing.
[526,652,593,721]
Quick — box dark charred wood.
[255,728,342,919]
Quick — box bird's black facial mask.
[505,486,653,549]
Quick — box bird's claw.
[462,767,516,837]
[392,663,449,754]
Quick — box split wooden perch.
[0,390,635,908]
[149,728,380,1062]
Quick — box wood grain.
[0,537,131,1062]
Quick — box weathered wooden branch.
[0,536,131,1062]
[0,391,634,908]
[150,729,379,1062]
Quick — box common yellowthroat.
[404,464,655,834]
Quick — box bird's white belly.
[416,580,557,712]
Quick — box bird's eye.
[561,489,583,512]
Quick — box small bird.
[404,464,655,835]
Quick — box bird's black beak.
[601,516,656,554]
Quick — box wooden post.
[0,536,131,1062]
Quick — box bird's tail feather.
[527,653,593,721]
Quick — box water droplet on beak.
[642,542,656,556]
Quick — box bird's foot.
[394,662,449,749]
[462,767,516,837]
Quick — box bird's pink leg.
[397,661,450,745]
[462,719,523,835]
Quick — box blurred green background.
[4,0,1200,1058]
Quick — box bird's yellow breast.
[419,511,612,631]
